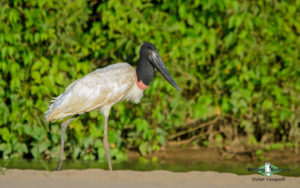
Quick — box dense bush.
[0,0,299,161]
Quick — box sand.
[0,169,299,188]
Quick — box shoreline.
[0,169,299,188]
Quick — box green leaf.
[1,128,10,142]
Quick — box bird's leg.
[55,116,77,171]
[102,106,112,171]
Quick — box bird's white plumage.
[45,63,144,122]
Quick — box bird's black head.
[136,42,180,91]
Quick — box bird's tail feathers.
[45,94,64,122]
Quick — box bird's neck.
[135,73,148,90]
[136,56,155,90]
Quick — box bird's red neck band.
[136,73,148,90]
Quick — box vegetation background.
[0,0,299,163]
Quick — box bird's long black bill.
[151,51,181,91]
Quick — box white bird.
[45,42,180,171]
[265,162,271,176]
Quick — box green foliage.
[0,0,299,160]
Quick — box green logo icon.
[258,162,280,176]
[248,162,290,176]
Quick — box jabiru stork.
[45,42,180,171]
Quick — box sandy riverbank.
[0,169,299,188]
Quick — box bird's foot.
[54,167,62,171]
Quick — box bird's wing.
[46,63,135,121]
